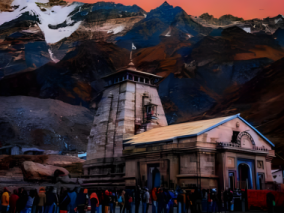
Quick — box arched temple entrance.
[238,163,253,189]
[147,164,161,189]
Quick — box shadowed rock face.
[0,96,94,152]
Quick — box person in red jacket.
[151,188,157,213]
[10,189,19,213]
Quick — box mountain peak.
[160,1,171,7]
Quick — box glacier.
[0,0,82,44]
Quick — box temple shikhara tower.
[83,58,168,186]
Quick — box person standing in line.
[84,189,91,213]
[134,187,141,213]
[142,189,149,213]
[17,188,28,213]
[59,188,71,213]
[38,188,46,213]
[0,189,2,213]
[67,188,77,213]
[206,189,211,213]
[119,190,125,213]
[194,187,202,213]
[177,189,182,213]
[32,189,39,213]
[163,189,171,213]
[211,189,218,213]
[109,190,116,213]
[100,190,105,213]
[25,190,36,213]
[10,189,19,213]
[185,190,191,213]
[1,187,10,213]
[104,190,110,213]
[157,188,165,213]
[223,188,231,212]
[53,188,59,213]
[125,190,131,213]
[266,192,275,213]
[76,189,87,213]
[90,191,99,213]
[151,188,157,213]
[45,187,57,213]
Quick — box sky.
[66,0,284,20]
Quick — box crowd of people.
[0,186,276,213]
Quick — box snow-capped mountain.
[0,0,84,44]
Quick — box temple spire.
[128,43,136,69]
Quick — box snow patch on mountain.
[165,28,171,37]
[275,18,282,24]
[0,0,82,44]
[107,25,125,34]
[48,49,59,63]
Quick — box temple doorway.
[238,163,253,189]
[147,164,160,189]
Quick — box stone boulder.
[22,161,69,180]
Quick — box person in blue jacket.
[67,188,77,213]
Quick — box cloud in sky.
[66,0,284,19]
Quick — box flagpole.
[130,50,133,61]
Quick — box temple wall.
[87,85,120,161]
[169,154,179,187]
[200,153,215,175]
[180,154,197,174]
[265,160,273,182]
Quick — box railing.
[217,142,269,152]
[217,142,241,148]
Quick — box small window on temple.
[145,78,149,84]
[117,77,120,82]
[108,80,112,85]
[134,76,138,81]
[231,131,239,143]
[128,75,133,80]
[140,77,144,83]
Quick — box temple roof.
[124,114,274,147]
[102,67,162,79]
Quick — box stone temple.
[83,60,275,191]
[83,59,168,186]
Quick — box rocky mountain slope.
[1,0,284,160]
[0,96,94,151]
[195,13,284,34]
